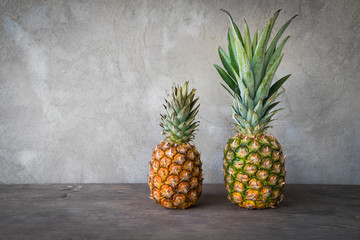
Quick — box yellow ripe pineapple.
[215,9,297,209]
[149,81,202,209]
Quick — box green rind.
[223,134,285,209]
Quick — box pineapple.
[215,9,297,209]
[149,81,202,209]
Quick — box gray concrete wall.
[0,0,359,184]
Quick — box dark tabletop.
[0,184,359,240]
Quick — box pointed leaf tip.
[291,14,299,20]
[220,8,231,17]
[220,8,234,22]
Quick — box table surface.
[0,184,359,240]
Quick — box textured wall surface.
[0,0,359,184]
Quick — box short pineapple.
[215,9,297,209]
[149,81,202,209]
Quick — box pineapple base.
[223,133,286,209]
[149,141,203,209]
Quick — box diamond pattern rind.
[223,133,286,209]
[149,141,203,209]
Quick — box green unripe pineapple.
[215,9,297,209]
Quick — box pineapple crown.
[215,9,297,136]
[160,81,200,144]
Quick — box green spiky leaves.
[160,81,200,144]
[215,9,297,136]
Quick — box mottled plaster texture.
[0,0,359,184]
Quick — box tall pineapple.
[215,9,297,209]
[149,81,202,209]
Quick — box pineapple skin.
[223,133,286,209]
[149,140,203,209]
